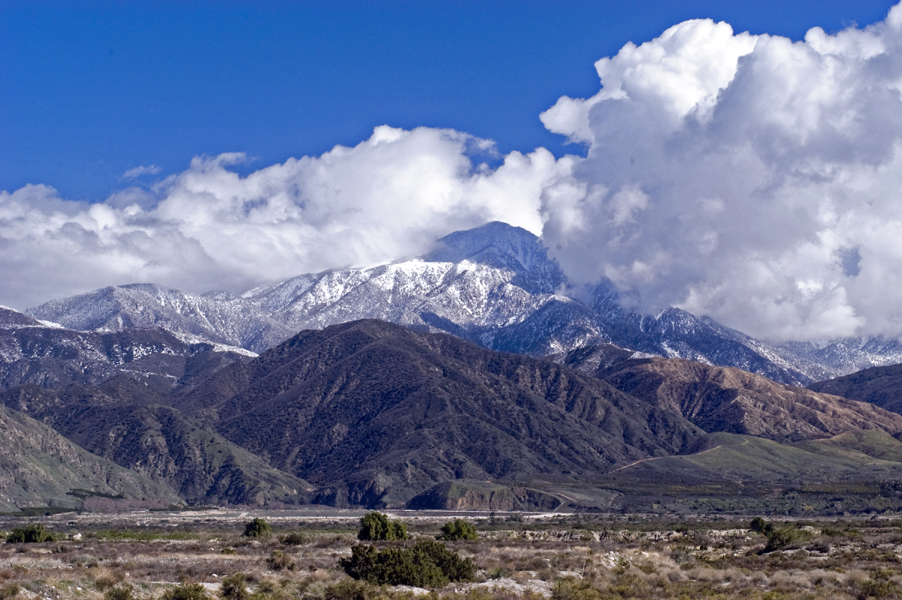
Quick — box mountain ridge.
[26,221,884,385]
[176,319,704,507]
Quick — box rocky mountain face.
[173,319,704,507]
[0,403,180,511]
[809,364,902,415]
[0,308,302,508]
[562,348,902,442]
[2,312,902,511]
[26,221,879,386]
[0,378,313,506]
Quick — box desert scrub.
[357,512,408,541]
[161,583,210,600]
[281,532,306,545]
[322,579,378,600]
[0,585,19,600]
[104,584,133,600]
[267,549,295,571]
[340,539,475,587]
[243,518,272,538]
[552,577,603,600]
[221,573,250,600]
[440,519,477,541]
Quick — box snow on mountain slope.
[29,223,571,354]
[24,221,902,384]
[28,283,293,351]
[0,306,253,391]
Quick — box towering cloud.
[540,4,902,341]
[0,126,573,309]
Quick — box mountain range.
[3,222,902,511]
[24,222,902,386]
[2,312,902,510]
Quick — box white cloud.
[539,4,902,342]
[121,165,162,180]
[0,126,572,309]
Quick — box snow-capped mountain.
[28,222,576,353]
[23,222,902,385]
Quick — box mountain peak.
[425,221,564,294]
[427,221,540,265]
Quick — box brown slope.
[808,364,902,415]
[566,350,902,442]
[0,380,313,506]
[177,320,703,507]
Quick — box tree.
[357,512,408,541]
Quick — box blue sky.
[1,1,896,200]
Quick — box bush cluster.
[340,538,476,587]
[6,524,54,543]
[357,512,408,541]
[439,518,477,541]
[242,517,271,538]
[749,517,805,552]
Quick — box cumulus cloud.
[0,126,573,309]
[121,165,162,180]
[540,4,902,341]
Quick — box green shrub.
[6,524,54,543]
[242,517,271,538]
[104,584,133,600]
[439,518,477,541]
[220,573,250,600]
[356,512,407,541]
[340,539,476,587]
[764,526,800,552]
[161,583,210,600]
